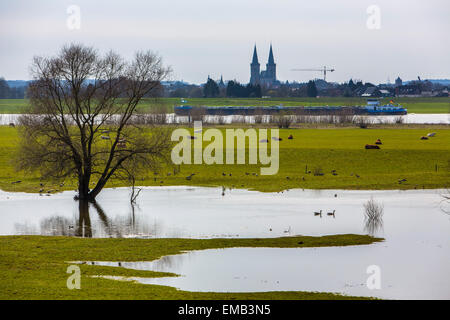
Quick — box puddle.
[81,236,450,300]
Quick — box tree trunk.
[88,179,107,201]
[77,200,92,238]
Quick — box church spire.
[268,43,275,65]
[251,45,259,64]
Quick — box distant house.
[395,77,403,87]
[421,91,434,97]
[379,89,391,97]
[395,84,421,97]
[361,87,382,97]
[436,89,449,97]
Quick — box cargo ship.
[363,99,407,115]
[174,99,407,116]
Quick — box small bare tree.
[16,44,172,202]
[273,111,294,129]
[363,197,384,236]
[354,116,371,129]
[364,197,384,220]
[253,108,264,124]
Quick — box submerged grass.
[0,235,382,300]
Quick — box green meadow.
[0,235,382,300]
[0,97,449,114]
[0,111,448,301]
[0,126,449,193]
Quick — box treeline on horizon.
[0,78,27,99]
[2,76,448,100]
[167,78,448,99]
[196,78,319,98]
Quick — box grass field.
[0,97,449,114]
[0,235,382,300]
[0,126,449,193]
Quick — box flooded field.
[1,187,449,299]
[1,187,448,239]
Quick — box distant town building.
[218,75,226,88]
[250,44,277,86]
[395,76,403,87]
[361,86,382,97]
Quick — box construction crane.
[291,66,335,81]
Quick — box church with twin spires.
[250,44,278,86]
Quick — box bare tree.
[273,111,294,129]
[363,197,384,236]
[16,44,172,202]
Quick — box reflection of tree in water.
[76,200,92,237]
[36,200,159,238]
[107,203,163,238]
[149,252,193,272]
[363,198,384,237]
[40,216,75,236]
[14,222,39,235]
[364,217,384,237]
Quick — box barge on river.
[174,99,407,116]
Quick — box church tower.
[250,45,260,85]
[265,44,276,83]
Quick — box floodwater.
[1,187,449,299]
[0,113,449,125]
[1,187,448,239]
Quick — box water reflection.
[84,254,185,272]
[77,200,92,237]
[14,199,159,238]
[362,198,385,237]
[363,216,384,236]
[41,216,76,236]
[4,188,448,239]
[2,113,450,125]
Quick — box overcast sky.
[1,0,449,84]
